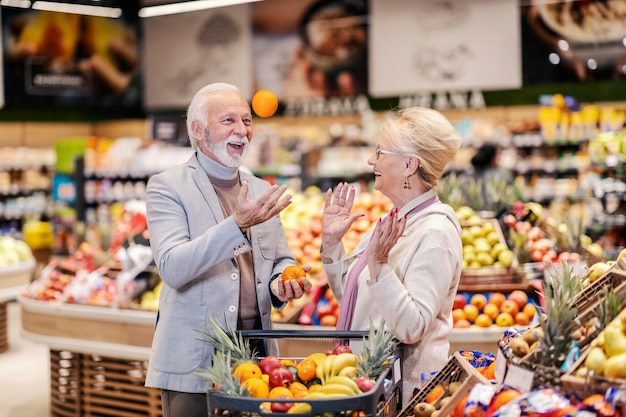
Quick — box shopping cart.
[207,330,403,417]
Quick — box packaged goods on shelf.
[396,351,491,417]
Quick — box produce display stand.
[499,259,626,394]
[208,330,402,417]
[0,258,35,353]
[18,295,162,417]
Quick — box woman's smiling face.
[368,137,408,201]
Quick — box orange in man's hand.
[252,90,278,118]
[281,265,306,288]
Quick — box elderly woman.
[320,107,463,405]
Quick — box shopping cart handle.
[240,330,370,339]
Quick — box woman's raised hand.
[321,182,363,250]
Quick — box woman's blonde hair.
[186,82,241,150]
[381,107,461,189]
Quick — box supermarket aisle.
[0,301,50,417]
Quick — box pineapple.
[436,173,466,211]
[199,314,258,366]
[465,177,484,211]
[195,350,250,397]
[484,177,518,214]
[355,320,398,381]
[534,264,583,369]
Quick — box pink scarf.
[335,194,440,334]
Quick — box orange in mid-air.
[252,90,278,118]
[281,265,306,288]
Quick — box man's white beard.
[205,134,249,168]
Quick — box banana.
[324,376,362,395]
[287,403,313,414]
[304,352,327,368]
[330,352,357,377]
[303,392,329,399]
[338,365,357,378]
[316,383,357,397]
[319,354,337,383]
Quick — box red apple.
[259,356,282,375]
[453,294,467,310]
[269,367,294,388]
[270,400,294,413]
[331,345,353,355]
[355,377,376,393]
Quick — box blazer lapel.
[188,154,225,224]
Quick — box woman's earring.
[404,177,410,189]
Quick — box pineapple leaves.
[198,314,258,365]
[356,319,398,380]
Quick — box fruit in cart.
[259,356,283,375]
[323,375,362,394]
[281,265,307,288]
[296,359,317,382]
[270,400,294,413]
[268,367,294,389]
[329,352,358,377]
[353,320,397,395]
[414,402,437,417]
[233,362,263,382]
[354,376,375,393]
[196,350,249,397]
[242,377,270,398]
[330,344,353,355]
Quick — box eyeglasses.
[375,146,404,160]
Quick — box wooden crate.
[396,352,489,417]
[81,354,162,417]
[50,350,81,417]
[0,302,7,354]
[49,350,162,417]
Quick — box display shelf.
[19,296,155,360]
[0,258,35,290]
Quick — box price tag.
[503,363,534,393]
[393,357,401,385]
[495,349,507,383]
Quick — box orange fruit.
[474,314,493,328]
[289,381,309,398]
[308,383,322,393]
[488,292,506,308]
[523,303,537,320]
[470,294,487,310]
[508,290,529,309]
[281,265,306,288]
[514,312,530,326]
[233,362,262,382]
[501,300,520,316]
[483,303,500,320]
[452,308,467,323]
[242,377,270,398]
[426,385,446,404]
[495,312,515,327]
[320,314,338,327]
[454,319,471,328]
[252,90,278,118]
[463,304,480,322]
[268,386,294,399]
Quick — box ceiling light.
[139,0,261,18]
[31,1,122,17]
[0,0,32,8]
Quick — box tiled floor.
[0,301,50,417]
